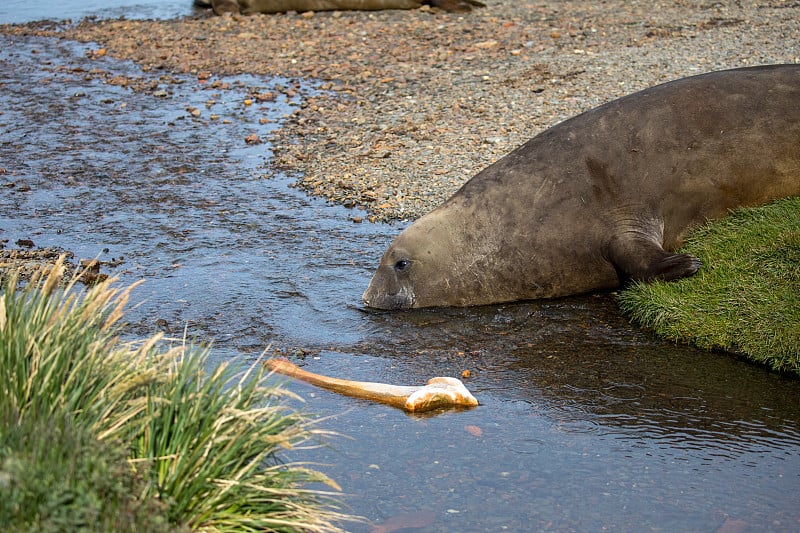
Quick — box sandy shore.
[3,1,799,221]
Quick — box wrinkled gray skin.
[363,65,800,309]
[194,0,483,16]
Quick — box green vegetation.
[619,197,800,376]
[0,257,351,532]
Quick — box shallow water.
[0,0,198,24]
[1,22,799,533]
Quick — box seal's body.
[195,0,484,16]
[363,65,800,309]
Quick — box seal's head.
[362,214,457,309]
[362,208,514,309]
[361,243,419,309]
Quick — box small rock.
[464,425,483,437]
[254,92,276,102]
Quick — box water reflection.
[348,295,800,458]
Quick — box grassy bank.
[0,258,351,532]
[619,197,800,376]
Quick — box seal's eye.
[394,259,410,272]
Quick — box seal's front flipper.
[641,252,702,281]
[607,233,702,282]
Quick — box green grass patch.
[0,413,175,533]
[0,258,353,532]
[619,197,800,376]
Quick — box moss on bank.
[619,197,800,376]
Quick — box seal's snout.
[361,272,380,308]
[361,276,385,309]
[362,268,415,310]
[361,285,402,310]
[361,286,374,307]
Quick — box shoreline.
[2,1,799,221]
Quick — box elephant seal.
[195,0,484,16]
[362,65,800,309]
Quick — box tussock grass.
[0,413,175,533]
[0,257,352,532]
[619,197,800,376]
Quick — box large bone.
[265,358,478,412]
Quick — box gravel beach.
[4,1,799,221]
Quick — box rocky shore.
[3,1,799,221]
